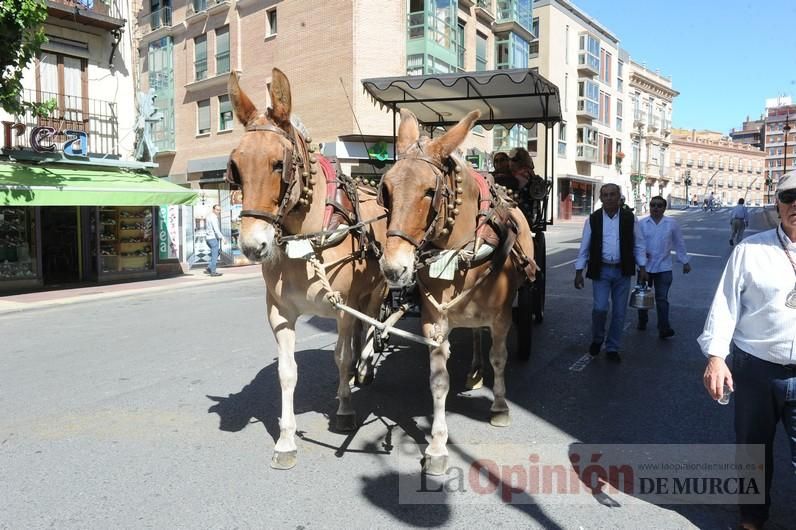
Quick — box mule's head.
[378,108,481,287]
[227,68,300,262]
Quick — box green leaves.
[0,0,48,116]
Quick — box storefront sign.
[2,121,88,157]
[158,205,180,260]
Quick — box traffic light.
[685,170,692,186]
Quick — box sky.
[570,0,796,134]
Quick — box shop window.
[0,207,37,282]
[99,207,154,275]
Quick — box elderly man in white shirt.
[699,171,796,530]
[729,197,750,246]
[637,195,691,337]
[575,183,648,362]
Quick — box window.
[558,122,567,157]
[216,26,230,74]
[564,25,569,64]
[36,50,89,139]
[578,33,600,72]
[576,125,598,162]
[617,60,623,92]
[599,91,610,125]
[195,34,207,81]
[218,95,232,131]
[197,99,210,134]
[475,31,487,71]
[266,7,277,37]
[577,79,599,119]
[564,73,568,112]
[616,99,623,131]
[529,17,539,56]
[600,49,611,85]
[599,134,613,165]
[456,20,465,70]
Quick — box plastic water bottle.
[717,383,733,405]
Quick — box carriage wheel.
[514,285,533,361]
[531,231,546,323]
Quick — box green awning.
[0,162,198,206]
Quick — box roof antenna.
[339,77,382,177]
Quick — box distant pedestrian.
[698,171,796,530]
[637,196,691,338]
[205,204,224,277]
[575,183,648,362]
[708,192,716,211]
[729,198,749,246]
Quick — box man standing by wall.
[204,204,224,277]
[575,183,648,362]
[699,172,796,530]
[730,197,750,246]
[637,196,691,338]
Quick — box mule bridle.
[379,142,460,253]
[228,122,311,235]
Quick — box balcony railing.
[140,7,172,35]
[3,89,118,156]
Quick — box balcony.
[474,0,496,24]
[1,89,118,157]
[576,98,598,120]
[187,0,230,19]
[577,53,599,76]
[138,7,174,42]
[47,0,125,31]
[575,144,598,163]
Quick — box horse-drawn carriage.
[361,68,563,359]
[227,67,561,474]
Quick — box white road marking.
[569,354,592,371]
[550,258,577,269]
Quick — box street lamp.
[632,121,644,211]
[784,115,791,179]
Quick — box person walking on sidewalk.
[698,171,796,530]
[575,183,648,362]
[729,198,750,246]
[205,204,224,277]
[637,196,691,338]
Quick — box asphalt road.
[1,206,793,529]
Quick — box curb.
[0,269,262,316]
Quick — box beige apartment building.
[529,0,676,218]
[669,129,766,207]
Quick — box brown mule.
[227,68,388,469]
[379,108,536,475]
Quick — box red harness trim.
[317,154,338,229]
[468,167,493,241]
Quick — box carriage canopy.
[361,68,562,130]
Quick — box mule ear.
[396,108,420,154]
[268,67,292,128]
[428,110,481,160]
[228,71,258,126]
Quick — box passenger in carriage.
[495,147,542,222]
[491,151,511,180]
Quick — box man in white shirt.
[575,183,648,362]
[204,204,224,277]
[637,196,691,338]
[699,171,796,530]
[729,197,750,246]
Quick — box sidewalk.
[0,264,263,315]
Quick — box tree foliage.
[0,0,48,116]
